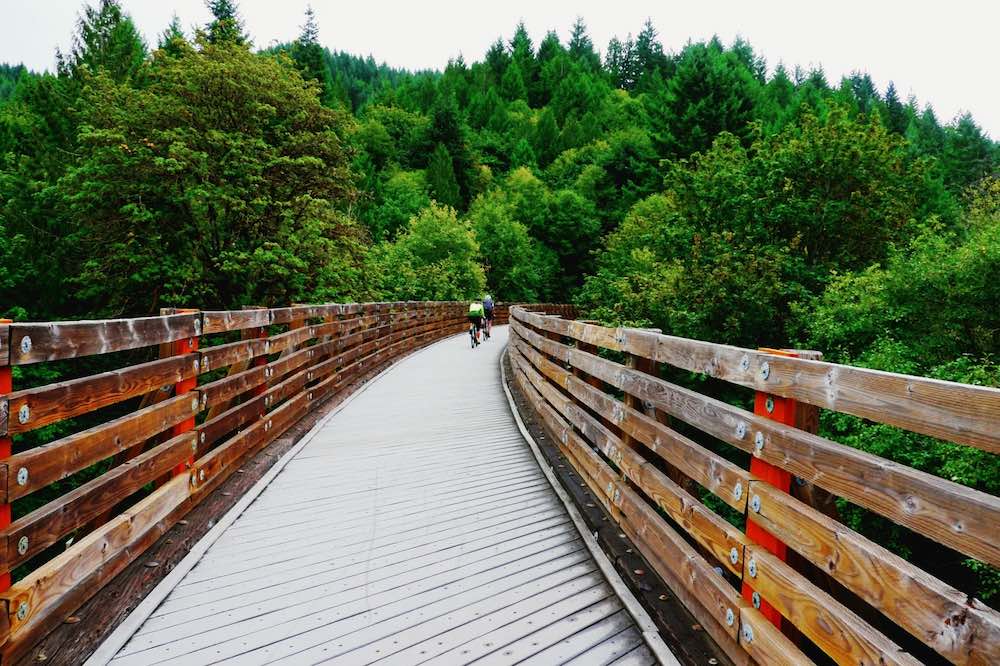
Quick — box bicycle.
[469,321,481,348]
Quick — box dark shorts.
[484,308,494,321]
[469,316,483,329]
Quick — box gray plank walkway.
[94,326,669,665]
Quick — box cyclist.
[482,294,495,339]
[468,301,485,347]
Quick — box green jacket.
[468,303,484,317]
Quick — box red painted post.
[0,318,12,591]
[170,310,200,477]
[741,348,799,629]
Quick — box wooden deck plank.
[97,327,669,665]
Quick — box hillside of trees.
[1,0,998,602]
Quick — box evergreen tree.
[882,81,908,134]
[426,142,461,208]
[58,0,147,82]
[568,18,601,71]
[484,38,509,83]
[537,31,563,66]
[158,14,188,58]
[633,19,668,89]
[645,42,761,157]
[533,107,560,167]
[205,0,248,46]
[510,137,537,168]
[500,61,527,101]
[292,6,334,104]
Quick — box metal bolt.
[735,422,747,439]
[725,608,735,626]
[733,482,743,500]
[748,557,758,578]
[267,419,273,429]
[752,591,761,609]
[16,602,28,621]
[739,354,750,372]
[308,393,313,400]
[190,474,197,486]
[754,431,765,453]
[16,467,28,486]
[191,397,199,412]
[729,547,739,565]
[765,396,775,413]
[759,361,770,380]
[18,404,29,424]
[751,495,761,513]
[19,336,31,355]
[199,469,205,481]
[200,432,205,444]
[742,623,754,643]
[613,488,622,504]
[188,338,194,347]
[202,358,210,372]
[193,318,201,334]
[17,536,28,555]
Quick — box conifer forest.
[1,1,998,604]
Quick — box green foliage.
[468,194,556,300]
[426,142,461,208]
[58,0,147,83]
[62,38,361,312]
[368,204,485,300]
[205,0,248,46]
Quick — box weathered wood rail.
[509,306,1000,666]
[0,301,569,663]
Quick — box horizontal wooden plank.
[9,315,199,366]
[745,543,920,665]
[737,606,813,666]
[199,339,267,373]
[4,354,198,436]
[512,341,747,575]
[199,365,267,409]
[513,329,749,511]
[2,474,190,644]
[201,309,269,334]
[513,320,1000,568]
[4,394,197,502]
[750,481,1000,664]
[512,308,1000,454]
[3,432,195,570]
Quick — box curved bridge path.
[89,326,672,666]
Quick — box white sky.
[1,0,998,138]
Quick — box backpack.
[483,296,494,311]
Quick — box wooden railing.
[0,300,568,662]
[509,306,1000,665]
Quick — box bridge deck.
[91,326,667,665]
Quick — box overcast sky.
[1,0,997,137]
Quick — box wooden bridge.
[0,302,996,665]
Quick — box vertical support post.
[249,311,269,399]
[741,348,817,630]
[170,309,200,477]
[0,318,13,592]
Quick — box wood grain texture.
[745,543,920,665]
[512,338,748,576]
[2,433,195,570]
[751,481,1000,665]
[512,319,1000,568]
[9,315,199,366]
[1,475,190,661]
[4,394,197,502]
[201,309,269,334]
[514,328,749,511]
[199,338,267,373]
[512,308,1000,454]
[5,355,198,436]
